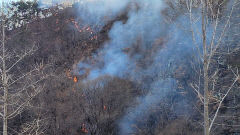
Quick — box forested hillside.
[0,0,240,135]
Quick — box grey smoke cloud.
[77,0,130,27]
[119,78,176,134]
[74,0,203,134]
[78,0,167,79]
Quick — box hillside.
[1,0,240,135]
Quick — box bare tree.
[0,2,50,135]
[186,0,240,134]
[19,111,49,135]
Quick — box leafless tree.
[185,0,240,134]
[0,2,51,135]
[19,111,49,135]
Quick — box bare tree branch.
[209,69,239,131]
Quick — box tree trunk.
[2,4,8,135]
[3,75,8,135]
[3,100,8,135]
[203,59,210,135]
[201,0,210,135]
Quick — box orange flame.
[73,76,78,83]
[65,18,98,40]
[66,69,78,83]
[81,124,88,133]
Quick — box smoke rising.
[75,0,201,134]
[77,0,130,27]
[78,0,167,79]
[119,78,176,134]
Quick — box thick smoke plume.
[78,0,168,79]
[74,0,200,134]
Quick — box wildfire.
[55,16,98,41]
[69,19,97,40]
[70,18,82,32]
[73,76,78,83]
[65,69,78,83]
[81,124,88,133]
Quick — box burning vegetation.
[1,0,240,135]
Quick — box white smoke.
[75,0,201,134]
